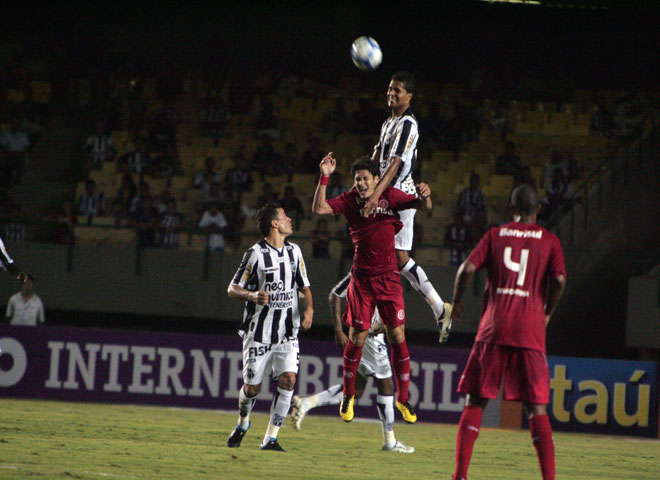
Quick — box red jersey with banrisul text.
[468,221,566,353]
[328,187,417,276]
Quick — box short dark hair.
[510,183,539,217]
[391,71,416,95]
[351,156,380,178]
[256,202,282,236]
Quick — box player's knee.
[524,403,547,419]
[386,326,406,344]
[395,250,410,269]
[244,384,261,397]
[465,393,488,409]
[377,377,395,395]
[278,373,296,390]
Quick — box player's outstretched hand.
[320,152,336,177]
[416,183,431,199]
[334,329,348,349]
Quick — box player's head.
[510,183,541,221]
[21,274,35,294]
[256,202,293,237]
[351,156,380,199]
[388,71,415,113]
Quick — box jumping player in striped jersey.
[363,71,453,347]
[226,202,314,452]
[0,234,29,353]
[290,272,414,453]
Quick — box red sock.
[530,414,555,480]
[453,405,483,480]
[342,340,363,397]
[389,341,411,403]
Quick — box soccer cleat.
[339,395,355,422]
[260,439,285,451]
[396,401,418,424]
[437,302,453,344]
[382,440,415,453]
[291,395,309,431]
[226,421,250,448]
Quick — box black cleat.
[260,439,286,451]
[227,422,250,448]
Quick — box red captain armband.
[319,175,329,185]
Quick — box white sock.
[310,384,343,408]
[237,385,256,430]
[400,258,445,318]
[377,394,396,449]
[263,386,293,444]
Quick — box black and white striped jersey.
[330,273,383,336]
[0,236,14,270]
[232,239,311,344]
[374,107,418,196]
[84,133,116,164]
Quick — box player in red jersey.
[449,183,566,480]
[312,152,432,423]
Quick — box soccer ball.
[351,36,382,71]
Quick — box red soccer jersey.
[328,187,417,276]
[467,221,566,352]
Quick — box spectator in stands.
[256,182,278,209]
[148,100,181,152]
[320,96,349,138]
[200,91,229,145]
[152,144,182,179]
[300,136,323,173]
[111,188,133,227]
[488,101,509,140]
[127,79,148,134]
[130,181,152,214]
[224,152,253,201]
[222,191,245,250]
[116,172,137,202]
[77,179,106,224]
[198,202,229,253]
[160,200,183,249]
[3,204,26,243]
[203,180,225,209]
[445,213,471,267]
[154,187,176,216]
[0,115,31,187]
[495,141,522,176]
[119,136,152,178]
[279,185,304,229]
[253,97,279,140]
[53,200,77,244]
[541,150,568,188]
[6,274,44,326]
[312,218,331,258]
[193,156,222,189]
[590,99,611,137]
[513,165,537,191]
[84,120,116,171]
[130,195,159,248]
[566,149,581,183]
[327,172,349,200]
[251,135,279,180]
[539,167,575,223]
[457,173,485,224]
[469,209,489,246]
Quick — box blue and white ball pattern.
[351,36,382,71]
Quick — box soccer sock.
[530,414,555,480]
[263,386,293,444]
[376,394,396,449]
[342,340,363,397]
[453,405,484,480]
[237,385,257,430]
[400,258,445,319]
[312,384,344,407]
[389,341,411,404]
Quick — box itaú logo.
[0,337,27,387]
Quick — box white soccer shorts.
[394,208,416,251]
[242,337,299,385]
[358,334,392,380]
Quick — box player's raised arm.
[312,152,337,215]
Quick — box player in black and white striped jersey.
[290,272,414,453]
[365,71,452,345]
[0,234,29,353]
[226,202,314,452]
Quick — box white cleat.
[290,396,309,431]
[382,440,415,453]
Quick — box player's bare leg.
[260,372,296,451]
[385,324,416,423]
[453,394,488,480]
[397,250,452,342]
[227,383,260,447]
[525,403,555,480]
[340,328,369,422]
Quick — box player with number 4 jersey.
[450,184,566,480]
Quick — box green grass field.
[0,399,657,480]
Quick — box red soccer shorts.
[457,341,550,404]
[343,269,406,331]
